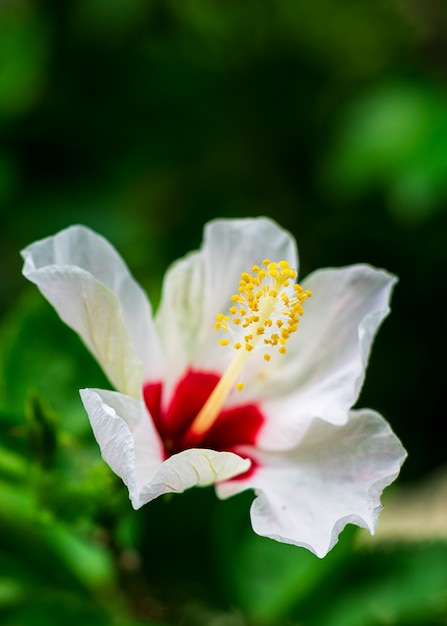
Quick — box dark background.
[1,2,446,625]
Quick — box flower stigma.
[189,260,311,436]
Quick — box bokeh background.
[1,1,446,625]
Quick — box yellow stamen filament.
[189,349,250,436]
[188,258,311,437]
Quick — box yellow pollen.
[218,258,310,357]
[188,259,311,438]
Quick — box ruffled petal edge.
[80,388,251,509]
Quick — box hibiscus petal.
[202,217,298,331]
[256,264,397,448]
[216,409,406,558]
[80,388,164,505]
[156,217,298,388]
[80,388,251,509]
[138,449,251,505]
[22,226,163,396]
[155,251,210,391]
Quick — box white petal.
[80,388,164,505]
[22,226,163,395]
[156,217,298,389]
[201,217,298,332]
[80,388,251,509]
[137,448,251,505]
[155,250,210,392]
[256,264,397,448]
[217,409,406,558]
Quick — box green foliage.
[1,0,446,624]
[0,4,49,119]
[311,543,447,626]
[324,83,447,223]
[0,299,167,625]
[1,271,447,625]
[25,391,59,469]
[0,292,108,433]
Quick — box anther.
[203,258,312,433]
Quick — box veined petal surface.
[216,409,407,558]
[201,217,298,338]
[80,388,251,509]
[22,226,163,395]
[255,264,397,449]
[137,449,251,506]
[80,388,164,505]
[154,250,209,393]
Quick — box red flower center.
[143,369,264,464]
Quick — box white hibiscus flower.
[21,217,406,557]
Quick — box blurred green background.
[1,1,446,625]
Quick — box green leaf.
[0,579,24,608]
[0,292,108,436]
[0,5,49,119]
[229,526,355,624]
[25,391,59,469]
[324,82,447,222]
[309,542,447,626]
[0,444,26,481]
